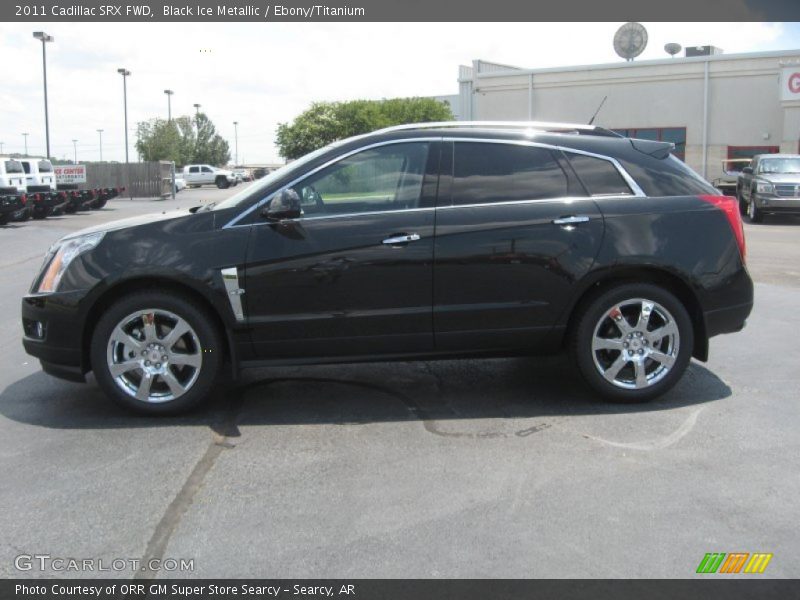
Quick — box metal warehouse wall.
[459,50,800,181]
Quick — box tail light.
[58,191,67,200]
[33,193,42,203]
[20,194,27,205]
[699,195,746,263]
[72,191,80,198]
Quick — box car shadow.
[0,356,731,432]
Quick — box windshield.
[210,140,350,211]
[4,160,23,174]
[759,158,800,175]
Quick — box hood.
[758,173,800,184]
[63,208,195,240]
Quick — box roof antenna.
[588,96,608,125]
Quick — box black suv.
[22,122,753,414]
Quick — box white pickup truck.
[182,164,238,189]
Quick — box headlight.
[756,180,775,194]
[37,231,104,293]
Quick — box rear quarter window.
[565,152,632,196]
[38,160,53,172]
[4,160,23,174]
[619,155,717,197]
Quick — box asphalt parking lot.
[0,186,798,579]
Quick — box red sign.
[54,164,87,184]
[789,72,800,95]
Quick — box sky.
[1,22,798,164]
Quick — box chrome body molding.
[221,267,245,322]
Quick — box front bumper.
[22,291,89,382]
[753,193,800,213]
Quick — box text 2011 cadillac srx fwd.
[22,122,753,414]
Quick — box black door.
[433,141,606,351]
[245,141,439,359]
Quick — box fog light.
[36,322,45,338]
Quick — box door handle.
[382,233,421,245]
[552,215,590,225]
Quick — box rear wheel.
[91,292,224,414]
[215,176,229,189]
[571,283,693,403]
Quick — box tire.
[748,194,763,223]
[64,203,77,214]
[215,176,229,189]
[90,291,224,414]
[571,283,694,403]
[0,213,10,226]
[737,188,747,216]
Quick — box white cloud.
[0,22,791,163]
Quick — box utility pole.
[22,133,29,156]
[72,139,78,163]
[233,121,239,166]
[164,89,174,121]
[97,129,104,161]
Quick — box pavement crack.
[134,392,243,580]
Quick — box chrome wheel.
[591,298,679,390]
[106,309,203,403]
[748,198,756,220]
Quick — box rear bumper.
[705,300,753,337]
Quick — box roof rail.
[374,121,623,137]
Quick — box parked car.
[233,169,252,183]
[19,157,68,218]
[182,164,237,189]
[712,158,751,197]
[22,121,753,414]
[0,156,31,223]
[737,154,800,222]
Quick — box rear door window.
[452,142,570,205]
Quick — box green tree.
[135,113,230,166]
[276,97,453,160]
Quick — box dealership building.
[456,49,800,181]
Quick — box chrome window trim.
[442,137,646,198]
[223,135,646,228]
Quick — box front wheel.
[90,292,224,414]
[215,176,229,189]
[748,196,763,223]
[571,284,694,403]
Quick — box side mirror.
[262,188,302,221]
[742,166,753,175]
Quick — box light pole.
[164,89,174,121]
[97,129,104,161]
[72,139,78,163]
[33,32,53,159]
[22,133,29,156]
[118,68,132,199]
[193,103,201,117]
[233,121,239,166]
[117,69,131,163]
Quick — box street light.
[164,89,174,121]
[97,129,104,161]
[193,103,201,116]
[117,68,131,163]
[233,121,239,166]
[118,68,131,199]
[72,139,78,163]
[33,31,53,159]
[22,133,29,156]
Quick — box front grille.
[775,184,800,198]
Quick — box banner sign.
[54,165,87,184]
